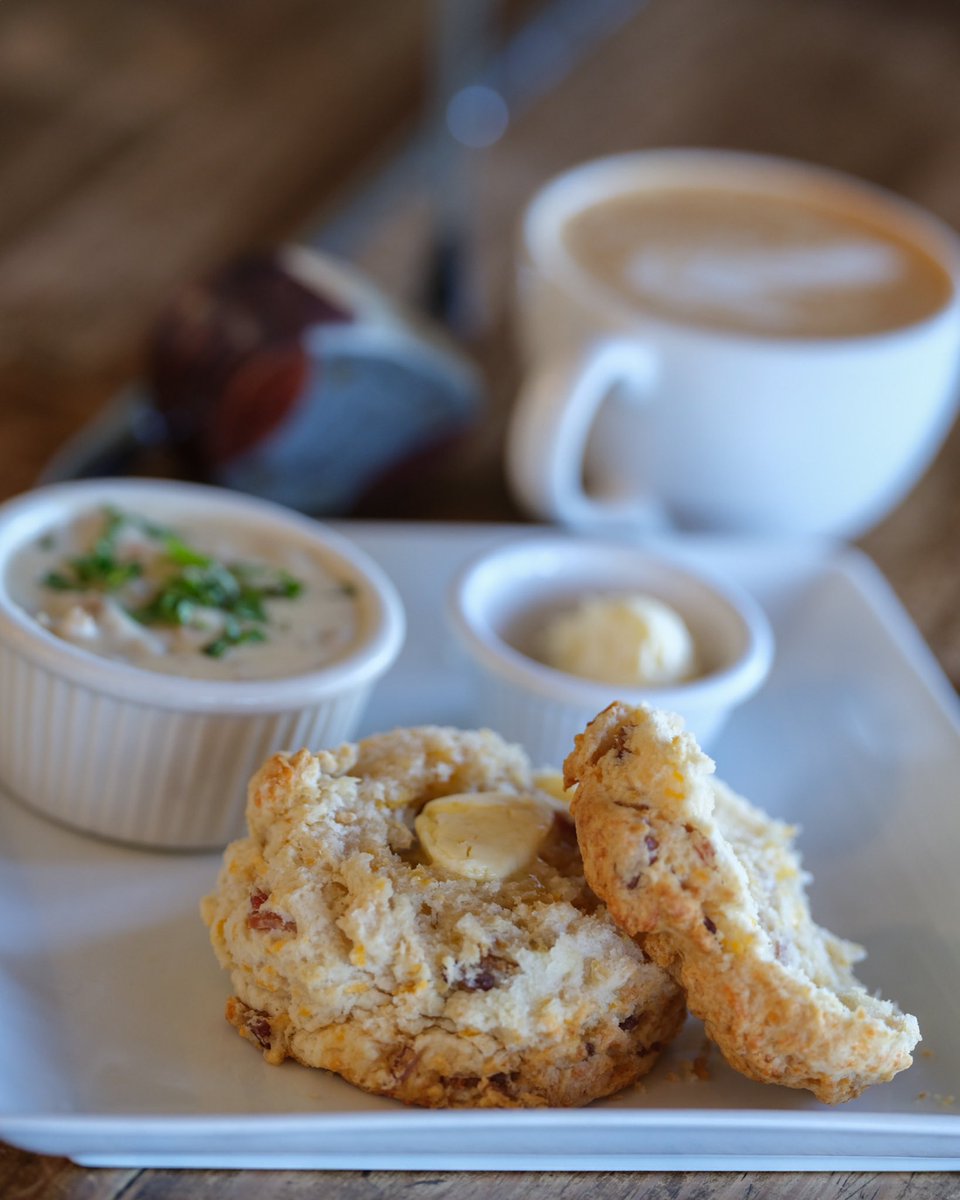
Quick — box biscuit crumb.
[692,1045,712,1082]
[666,1044,712,1086]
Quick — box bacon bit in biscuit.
[467,953,518,991]
[683,825,715,863]
[391,1046,423,1085]
[226,996,273,1049]
[248,1016,272,1048]
[583,721,631,770]
[246,888,297,932]
[703,915,718,934]
[464,967,498,992]
[644,835,659,864]
[446,1075,481,1090]
[448,953,518,993]
[248,908,297,933]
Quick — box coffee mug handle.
[506,338,662,532]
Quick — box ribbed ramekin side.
[0,643,374,849]
[471,673,596,770]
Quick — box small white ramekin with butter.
[447,534,772,768]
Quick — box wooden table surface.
[1,0,959,1195]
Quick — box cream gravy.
[11,508,360,681]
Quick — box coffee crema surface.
[562,188,953,338]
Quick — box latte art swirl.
[563,188,952,338]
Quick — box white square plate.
[1,522,958,1170]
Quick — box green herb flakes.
[203,624,267,659]
[40,508,305,660]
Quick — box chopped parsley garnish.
[40,508,305,659]
[163,534,212,568]
[41,509,143,592]
[202,621,267,659]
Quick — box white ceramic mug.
[506,150,960,538]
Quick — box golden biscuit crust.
[565,702,920,1104]
[203,725,684,1108]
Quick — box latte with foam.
[562,188,952,338]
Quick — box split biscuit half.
[565,702,920,1104]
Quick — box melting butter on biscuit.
[415,791,555,881]
[533,770,577,814]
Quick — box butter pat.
[541,593,697,687]
[415,791,555,881]
[532,770,576,817]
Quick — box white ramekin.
[447,534,773,768]
[0,479,405,849]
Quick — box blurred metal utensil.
[313,0,646,333]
